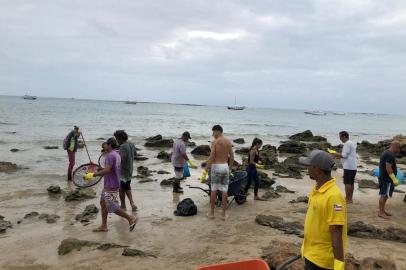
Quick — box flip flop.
[129,217,138,232]
[206,213,215,220]
[93,227,108,233]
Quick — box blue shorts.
[379,182,394,198]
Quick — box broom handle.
[80,133,92,163]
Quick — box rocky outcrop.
[47,185,62,195]
[289,130,314,141]
[187,141,197,147]
[255,215,303,237]
[122,248,157,258]
[75,204,99,222]
[157,151,171,161]
[157,170,170,175]
[358,179,378,189]
[307,141,332,151]
[357,136,406,157]
[259,145,278,167]
[274,185,295,193]
[144,139,174,148]
[235,147,250,155]
[273,156,305,179]
[58,238,99,255]
[191,145,211,156]
[258,171,276,188]
[10,148,20,152]
[138,178,156,183]
[146,135,162,141]
[278,141,307,154]
[289,196,309,204]
[262,241,302,270]
[233,138,245,144]
[44,146,59,150]
[137,166,152,177]
[0,161,18,173]
[134,155,148,161]
[348,221,406,243]
[38,213,60,223]
[261,190,281,200]
[64,189,97,202]
[160,177,176,186]
[24,212,39,219]
[0,216,12,233]
[345,254,397,270]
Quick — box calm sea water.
[1,95,405,176]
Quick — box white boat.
[304,111,326,116]
[332,112,346,116]
[228,96,245,110]
[23,95,37,100]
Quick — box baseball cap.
[299,150,335,171]
[106,137,119,149]
[182,131,192,140]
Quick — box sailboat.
[23,95,37,100]
[227,96,245,110]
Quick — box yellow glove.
[83,172,94,181]
[255,163,265,169]
[389,173,400,186]
[188,160,197,169]
[334,259,345,270]
[327,148,337,154]
[200,169,208,183]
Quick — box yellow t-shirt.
[302,178,347,269]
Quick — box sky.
[0,0,405,114]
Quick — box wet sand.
[1,158,406,269]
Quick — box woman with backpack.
[64,126,81,181]
[243,138,264,200]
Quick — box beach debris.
[47,185,62,195]
[259,145,278,167]
[24,212,39,219]
[96,243,129,251]
[0,216,12,233]
[137,166,152,177]
[348,221,406,243]
[144,136,174,148]
[64,188,96,202]
[146,135,163,141]
[160,177,176,186]
[235,147,250,155]
[122,248,157,258]
[38,213,60,224]
[255,215,303,237]
[43,146,59,150]
[10,148,20,152]
[138,178,156,183]
[261,190,281,200]
[157,151,171,161]
[191,145,211,156]
[262,241,303,270]
[58,238,99,255]
[75,204,99,223]
[134,155,148,161]
[274,185,295,193]
[278,141,307,154]
[233,138,245,144]
[157,170,170,175]
[0,161,18,173]
[289,196,309,204]
[357,179,378,189]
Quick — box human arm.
[206,141,216,168]
[386,160,400,186]
[93,164,112,177]
[330,225,345,270]
[228,143,234,169]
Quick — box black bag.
[174,198,197,216]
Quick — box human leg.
[67,151,75,181]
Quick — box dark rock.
[235,147,250,155]
[233,138,245,144]
[262,241,303,270]
[157,151,171,161]
[64,189,97,202]
[258,171,276,188]
[144,139,173,148]
[138,178,156,183]
[261,190,281,200]
[191,145,211,156]
[311,135,328,142]
[146,135,162,141]
[75,204,99,222]
[0,216,12,233]
[278,141,307,154]
[259,145,278,167]
[134,155,148,161]
[289,130,314,141]
[157,170,170,175]
[187,141,197,147]
[348,221,406,243]
[47,185,62,194]
[24,211,39,219]
[96,243,129,251]
[307,141,331,151]
[58,238,99,255]
[46,214,60,224]
[255,215,304,237]
[10,148,20,152]
[137,166,152,177]
[289,196,309,204]
[44,146,59,150]
[0,161,18,173]
[274,186,295,193]
[122,248,157,258]
[358,179,378,189]
[345,253,397,270]
[160,178,176,186]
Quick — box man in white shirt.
[333,131,357,204]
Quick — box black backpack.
[174,198,197,216]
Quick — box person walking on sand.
[64,126,81,181]
[86,138,137,232]
[299,150,347,270]
[171,131,193,193]
[114,130,138,212]
[332,131,357,204]
[244,138,265,200]
[207,125,234,221]
[378,140,401,219]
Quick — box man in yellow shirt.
[299,150,347,270]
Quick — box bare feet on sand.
[93,227,108,232]
[346,199,353,204]
[254,196,266,201]
[129,216,138,232]
[221,214,228,221]
[206,213,215,220]
[378,212,390,220]
[384,211,392,216]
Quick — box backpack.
[174,198,197,216]
[63,135,69,150]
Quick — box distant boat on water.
[228,96,245,110]
[332,112,346,116]
[125,101,137,105]
[304,111,326,116]
[23,95,37,100]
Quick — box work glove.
[327,148,337,155]
[255,163,265,169]
[83,172,94,181]
[188,160,197,169]
[389,173,400,186]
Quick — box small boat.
[228,96,245,110]
[23,95,37,100]
[125,101,137,105]
[304,111,326,116]
[332,112,346,116]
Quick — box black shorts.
[343,169,357,185]
[304,259,331,270]
[120,180,132,191]
[379,182,394,198]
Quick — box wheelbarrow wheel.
[235,194,247,205]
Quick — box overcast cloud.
[0,0,405,113]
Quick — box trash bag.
[174,198,197,216]
[183,162,191,178]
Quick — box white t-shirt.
[341,140,357,170]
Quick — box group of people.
[64,125,404,270]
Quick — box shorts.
[174,167,183,179]
[304,258,331,270]
[210,164,229,192]
[120,179,132,191]
[343,169,357,185]
[379,182,394,198]
[101,190,120,213]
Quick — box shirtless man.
[206,125,234,221]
